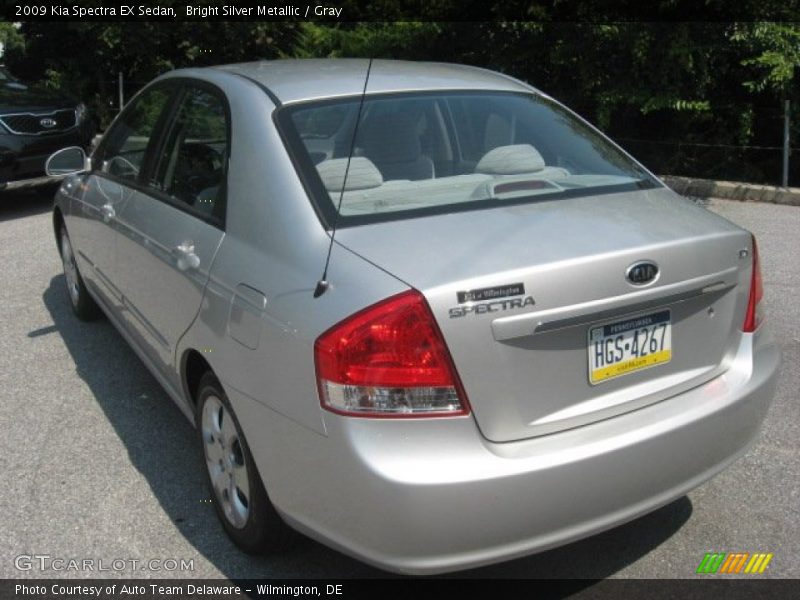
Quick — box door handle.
[172,242,200,272]
[100,203,115,222]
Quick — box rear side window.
[151,86,229,224]
[96,86,172,182]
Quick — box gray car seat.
[358,113,434,181]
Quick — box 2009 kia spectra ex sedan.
[48,59,779,574]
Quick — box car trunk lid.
[335,187,752,441]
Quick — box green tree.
[5,21,299,126]
[0,22,24,58]
[731,23,800,94]
[3,14,797,184]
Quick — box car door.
[113,82,228,379]
[70,84,174,308]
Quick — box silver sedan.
[47,59,780,575]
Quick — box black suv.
[0,67,95,191]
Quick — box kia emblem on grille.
[626,261,659,286]
[40,117,57,129]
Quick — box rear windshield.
[277,91,659,227]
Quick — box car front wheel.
[59,225,101,321]
[196,372,294,554]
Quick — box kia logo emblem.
[626,261,659,286]
[40,117,57,129]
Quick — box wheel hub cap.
[61,235,80,305]
[201,395,250,529]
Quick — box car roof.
[210,59,533,105]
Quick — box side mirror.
[46,146,89,177]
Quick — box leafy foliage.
[5,21,300,124]
[2,17,797,185]
[730,22,800,96]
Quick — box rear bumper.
[233,327,779,575]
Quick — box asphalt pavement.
[0,189,797,580]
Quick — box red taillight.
[742,235,764,333]
[315,290,469,417]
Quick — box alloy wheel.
[201,395,250,529]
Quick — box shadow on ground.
[41,273,692,582]
[0,186,59,222]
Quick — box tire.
[196,372,295,554]
[59,225,101,321]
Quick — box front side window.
[96,85,172,182]
[151,86,229,223]
[279,92,658,227]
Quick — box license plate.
[588,310,672,385]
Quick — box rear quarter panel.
[175,71,408,439]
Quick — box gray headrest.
[475,144,546,175]
[316,157,383,192]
